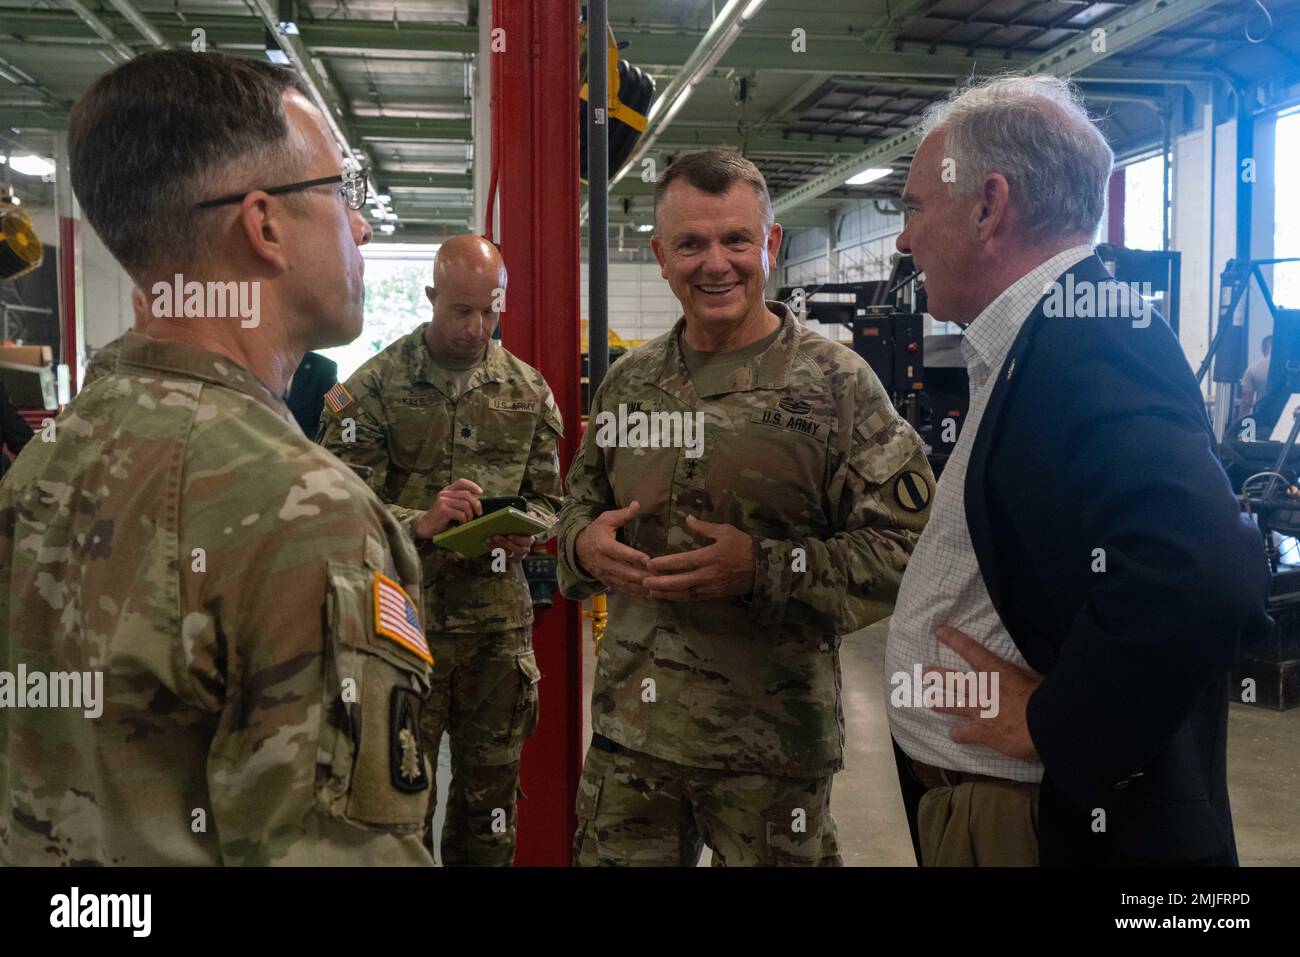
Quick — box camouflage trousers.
[420,627,541,866]
[573,737,842,866]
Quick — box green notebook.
[430,507,554,558]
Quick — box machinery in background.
[0,185,43,282]
[1221,401,1300,711]
[780,246,1185,477]
[1210,258,1300,711]
[1206,257,1300,438]
[1095,244,1180,333]
[579,20,654,184]
[779,254,966,475]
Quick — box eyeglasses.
[195,168,368,210]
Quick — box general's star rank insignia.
[389,687,429,793]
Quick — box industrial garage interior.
[0,0,1298,895]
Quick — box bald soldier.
[0,51,435,865]
[557,150,933,866]
[319,235,564,866]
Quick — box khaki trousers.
[906,752,1041,867]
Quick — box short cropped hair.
[653,149,774,232]
[69,50,312,283]
[918,74,1114,241]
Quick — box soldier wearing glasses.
[0,51,435,866]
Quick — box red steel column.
[493,0,582,866]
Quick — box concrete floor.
[434,617,1300,865]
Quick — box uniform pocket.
[319,561,433,831]
[387,394,445,472]
[513,650,542,740]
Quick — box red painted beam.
[493,0,583,867]
[58,216,80,394]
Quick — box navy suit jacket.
[287,352,338,441]
[965,255,1272,865]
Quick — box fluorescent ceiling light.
[637,224,653,233]
[845,167,892,186]
[379,224,396,234]
[3,154,55,178]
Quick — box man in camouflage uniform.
[0,51,435,865]
[319,235,564,866]
[557,151,933,866]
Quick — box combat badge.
[389,687,429,793]
[894,470,931,513]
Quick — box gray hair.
[918,74,1113,241]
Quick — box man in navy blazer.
[286,350,338,439]
[883,74,1271,866]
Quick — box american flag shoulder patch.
[324,382,353,414]
[372,572,432,664]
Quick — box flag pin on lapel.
[1005,358,1016,381]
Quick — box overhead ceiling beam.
[756,73,834,130]
[0,11,476,54]
[1022,0,1215,77]
[248,1,381,192]
[610,0,769,191]
[0,56,69,110]
[656,130,873,156]
[870,0,947,51]
[0,108,476,140]
[354,116,472,141]
[771,0,1226,217]
[1,9,1226,84]
[379,172,473,190]
[105,0,166,48]
[62,0,135,62]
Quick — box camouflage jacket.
[0,332,435,866]
[556,303,933,778]
[318,326,564,634]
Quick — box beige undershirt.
[678,326,781,396]
[428,348,484,399]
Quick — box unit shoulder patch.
[389,686,429,793]
[894,470,931,513]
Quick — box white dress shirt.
[884,244,1095,782]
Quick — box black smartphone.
[478,496,527,516]
[446,495,527,528]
